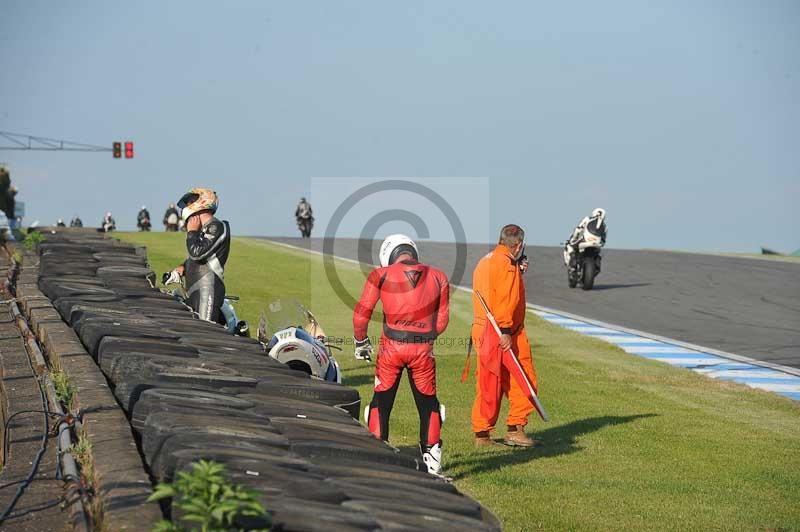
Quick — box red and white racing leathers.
[353,259,449,448]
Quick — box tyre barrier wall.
[33,229,502,532]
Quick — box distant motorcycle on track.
[295,197,314,238]
[101,212,116,233]
[137,207,152,232]
[296,216,313,238]
[563,208,607,291]
[163,204,180,232]
[563,230,605,290]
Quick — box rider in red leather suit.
[353,234,449,475]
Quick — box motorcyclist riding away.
[163,188,231,323]
[563,208,607,269]
[70,215,83,228]
[353,234,450,476]
[295,197,314,238]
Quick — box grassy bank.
[120,232,800,531]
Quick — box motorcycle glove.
[354,337,373,361]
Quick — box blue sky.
[1,1,798,251]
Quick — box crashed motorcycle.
[564,233,603,290]
[161,272,249,336]
[258,299,342,383]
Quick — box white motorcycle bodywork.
[267,327,342,383]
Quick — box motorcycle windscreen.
[261,299,321,337]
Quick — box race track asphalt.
[262,237,800,370]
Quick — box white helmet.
[591,208,606,231]
[379,234,419,267]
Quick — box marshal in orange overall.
[470,224,541,447]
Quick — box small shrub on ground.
[69,433,94,484]
[148,460,270,532]
[51,370,76,409]
[22,231,42,251]
[69,432,105,528]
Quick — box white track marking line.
[590,336,662,345]
[529,307,800,378]
[559,326,623,334]
[620,346,699,354]
[650,357,726,366]
[696,369,788,379]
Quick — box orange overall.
[471,244,538,433]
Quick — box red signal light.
[124,141,134,159]
[113,142,122,158]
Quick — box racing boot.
[504,425,542,448]
[421,441,443,476]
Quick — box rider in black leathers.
[137,206,151,231]
[184,217,230,322]
[163,188,230,323]
[295,197,314,238]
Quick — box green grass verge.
[118,232,800,531]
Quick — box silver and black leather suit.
[184,218,231,322]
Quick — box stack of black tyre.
[36,230,501,531]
